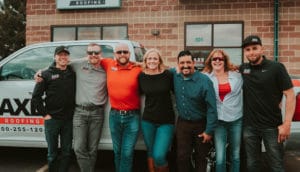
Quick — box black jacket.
[31,63,76,120]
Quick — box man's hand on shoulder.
[131,61,143,67]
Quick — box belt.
[76,104,103,111]
[111,108,140,116]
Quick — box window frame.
[184,21,244,67]
[51,24,128,41]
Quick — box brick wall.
[26,0,300,75]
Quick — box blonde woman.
[138,48,175,172]
[203,49,243,172]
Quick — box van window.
[100,45,114,58]
[0,44,114,81]
[0,47,54,80]
[134,46,146,62]
[67,45,114,59]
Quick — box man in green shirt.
[170,50,218,172]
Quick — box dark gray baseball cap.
[54,46,70,55]
[242,35,262,48]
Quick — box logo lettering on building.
[70,0,106,6]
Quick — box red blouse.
[219,82,231,101]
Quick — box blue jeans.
[141,120,175,167]
[214,118,242,172]
[73,106,104,172]
[44,118,73,172]
[109,110,140,172]
[243,126,284,172]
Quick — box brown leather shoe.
[147,158,155,172]
[155,165,169,172]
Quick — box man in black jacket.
[31,46,76,172]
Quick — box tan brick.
[290,20,300,25]
[281,51,295,56]
[257,27,269,32]
[282,26,295,32]
[282,1,296,7]
[290,57,300,62]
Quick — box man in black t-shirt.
[240,35,295,172]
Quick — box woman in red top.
[202,49,243,172]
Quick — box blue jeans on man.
[109,109,140,172]
[141,120,175,167]
[44,118,73,172]
[243,126,284,172]
[214,118,242,172]
[73,106,105,172]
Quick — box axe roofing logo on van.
[0,98,43,125]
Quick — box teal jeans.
[141,120,175,167]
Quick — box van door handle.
[28,91,33,95]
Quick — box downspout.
[274,0,279,62]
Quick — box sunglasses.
[87,51,101,55]
[211,57,224,61]
[116,50,129,54]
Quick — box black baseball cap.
[242,35,262,48]
[54,46,70,55]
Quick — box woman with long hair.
[138,48,175,172]
[203,49,243,172]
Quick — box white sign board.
[56,0,121,10]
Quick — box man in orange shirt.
[100,43,141,172]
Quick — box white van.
[0,40,146,150]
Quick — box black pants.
[44,118,73,172]
[176,117,211,172]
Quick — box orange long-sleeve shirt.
[101,58,141,110]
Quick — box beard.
[89,57,99,65]
[248,55,262,65]
[180,66,194,77]
[117,57,129,65]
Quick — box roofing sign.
[56,0,121,10]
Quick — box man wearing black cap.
[31,46,76,172]
[240,35,295,172]
[34,44,107,172]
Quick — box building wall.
[26,0,300,74]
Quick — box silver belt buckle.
[120,110,127,115]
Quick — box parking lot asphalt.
[0,133,299,172]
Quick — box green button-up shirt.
[170,68,218,135]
